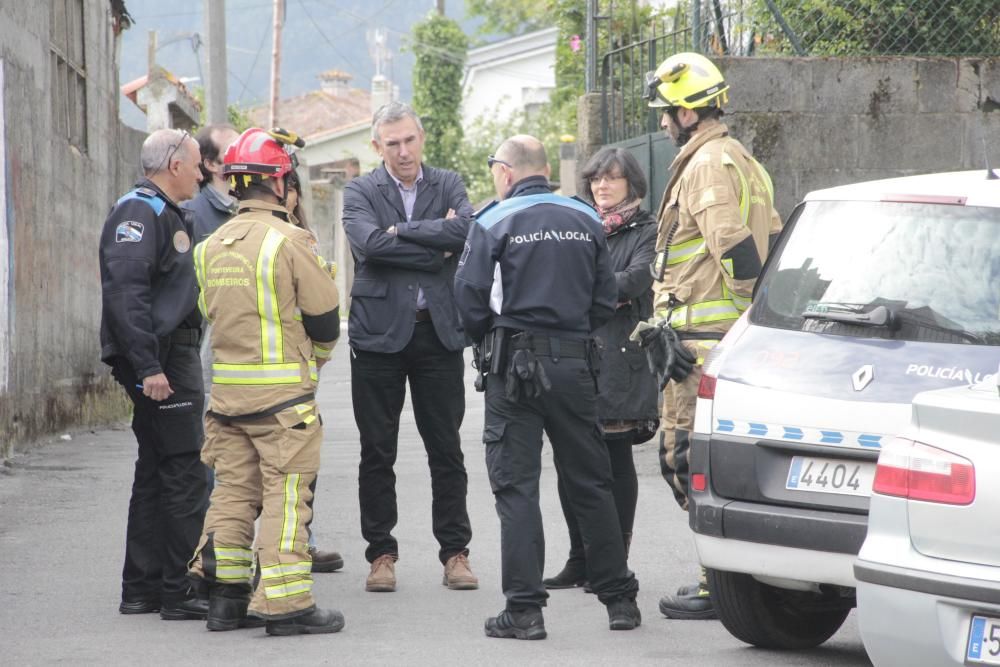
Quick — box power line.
[296,0,364,74]
[237,20,271,104]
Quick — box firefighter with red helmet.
[186,127,343,636]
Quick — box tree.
[756,0,1000,55]
[464,0,555,37]
[192,88,253,132]
[410,13,469,172]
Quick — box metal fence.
[593,0,1000,144]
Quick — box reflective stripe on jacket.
[194,199,340,416]
[652,122,783,335]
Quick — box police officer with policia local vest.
[634,53,782,620]
[100,128,210,621]
[455,135,640,640]
[186,128,343,636]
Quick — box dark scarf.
[597,198,642,235]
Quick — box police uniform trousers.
[351,320,472,565]
[111,333,209,605]
[188,401,321,620]
[483,351,639,610]
[659,339,717,511]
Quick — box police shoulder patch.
[116,220,145,243]
[173,230,191,253]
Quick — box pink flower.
[569,34,582,52]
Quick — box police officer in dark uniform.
[99,128,209,620]
[455,135,641,640]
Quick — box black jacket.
[99,179,200,378]
[181,184,236,243]
[595,209,659,422]
[342,163,474,353]
[454,176,617,342]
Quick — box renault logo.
[852,365,874,392]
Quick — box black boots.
[607,597,642,630]
[160,596,209,621]
[484,608,547,640]
[542,560,587,589]
[658,581,716,620]
[265,607,345,636]
[207,583,263,631]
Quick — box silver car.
[856,373,1000,666]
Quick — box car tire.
[707,568,850,649]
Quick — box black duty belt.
[165,328,202,346]
[206,392,315,425]
[511,335,587,359]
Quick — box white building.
[461,28,558,127]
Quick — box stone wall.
[0,2,142,457]
[579,57,1000,219]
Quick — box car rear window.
[752,199,1000,345]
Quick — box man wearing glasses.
[455,135,640,639]
[342,101,477,593]
[99,128,210,621]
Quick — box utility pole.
[435,0,444,16]
[204,0,227,124]
[269,0,284,128]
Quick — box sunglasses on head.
[487,154,512,169]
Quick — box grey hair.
[371,101,424,143]
[140,128,190,175]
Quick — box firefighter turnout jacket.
[99,180,201,377]
[653,122,782,335]
[193,199,340,416]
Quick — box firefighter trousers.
[188,401,322,620]
[659,339,714,511]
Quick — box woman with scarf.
[543,147,659,590]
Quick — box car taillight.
[697,374,716,399]
[873,438,976,505]
[691,473,707,492]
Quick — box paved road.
[0,342,872,665]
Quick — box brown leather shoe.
[309,546,344,573]
[365,554,397,592]
[443,553,479,590]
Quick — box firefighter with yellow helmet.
[633,53,782,620]
[186,127,343,635]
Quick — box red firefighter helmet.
[222,127,294,181]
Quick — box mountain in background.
[119,0,484,129]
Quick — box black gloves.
[505,349,552,401]
[632,319,696,391]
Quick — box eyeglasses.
[588,174,626,185]
[487,154,512,169]
[152,130,190,174]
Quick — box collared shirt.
[387,166,428,310]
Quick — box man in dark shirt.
[99,128,209,621]
[454,135,641,640]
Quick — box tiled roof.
[249,88,372,139]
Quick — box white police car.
[688,170,1000,649]
[856,373,1000,666]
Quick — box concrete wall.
[580,57,1000,220]
[300,125,380,173]
[0,2,142,457]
